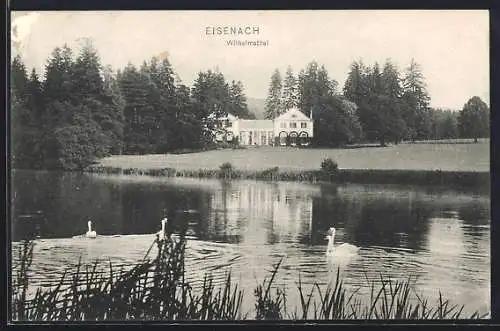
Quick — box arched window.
[278,131,288,146]
[299,131,309,146]
[215,130,225,142]
[289,131,298,146]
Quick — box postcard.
[10,10,490,322]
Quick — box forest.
[11,40,490,171]
[264,61,490,147]
[11,40,254,170]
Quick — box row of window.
[239,131,274,146]
[218,119,233,128]
[236,131,310,146]
[280,122,307,129]
[219,120,308,129]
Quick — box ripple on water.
[11,230,490,318]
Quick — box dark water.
[11,170,491,317]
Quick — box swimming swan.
[326,227,359,256]
[86,220,97,239]
[157,218,168,240]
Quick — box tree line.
[11,41,490,171]
[264,60,490,146]
[11,40,254,170]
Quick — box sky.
[11,10,489,110]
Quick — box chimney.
[310,107,313,120]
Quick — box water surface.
[11,171,490,318]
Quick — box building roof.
[275,108,311,121]
[238,119,274,130]
[208,112,239,120]
[225,113,238,120]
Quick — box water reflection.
[12,171,490,253]
[11,171,491,316]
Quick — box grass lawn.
[98,139,489,172]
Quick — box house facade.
[214,108,314,146]
[214,113,239,142]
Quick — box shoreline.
[97,143,490,173]
[85,165,490,193]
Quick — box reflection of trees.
[12,171,61,239]
[121,185,167,235]
[355,199,432,251]
[457,200,490,283]
[311,186,434,251]
[13,171,129,239]
[13,172,105,238]
[121,185,208,236]
[310,184,354,245]
[458,201,490,240]
[459,202,490,226]
[14,172,490,254]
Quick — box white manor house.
[214,108,314,147]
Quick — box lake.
[10,170,491,318]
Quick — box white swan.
[157,218,168,240]
[86,220,97,239]
[326,227,359,256]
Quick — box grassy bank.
[169,141,246,155]
[98,143,490,172]
[85,164,490,192]
[12,233,487,321]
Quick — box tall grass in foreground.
[12,234,487,321]
[12,235,244,321]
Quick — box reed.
[12,235,244,321]
[86,164,488,192]
[290,270,487,320]
[12,238,34,320]
[12,235,487,321]
[254,258,287,320]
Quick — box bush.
[259,167,280,181]
[229,137,241,148]
[320,158,339,178]
[219,162,234,180]
[220,162,233,172]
